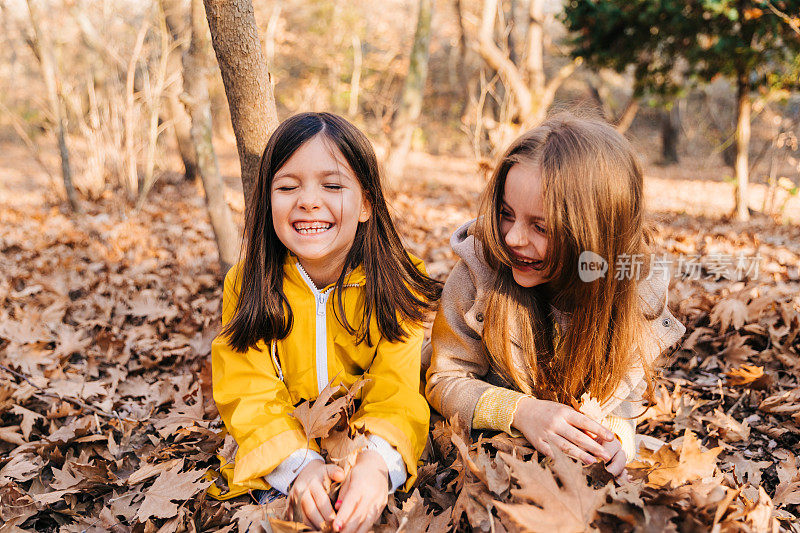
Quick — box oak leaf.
[710,297,748,331]
[383,489,432,531]
[628,430,720,488]
[290,378,368,440]
[494,445,608,532]
[577,393,603,423]
[134,460,211,522]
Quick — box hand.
[512,397,616,465]
[597,436,627,478]
[333,449,389,533]
[289,460,344,530]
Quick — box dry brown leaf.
[290,378,368,441]
[320,429,370,470]
[0,453,44,483]
[710,297,748,331]
[126,458,183,485]
[134,460,211,522]
[702,409,751,442]
[495,445,608,532]
[383,489,432,532]
[268,518,313,533]
[629,430,721,488]
[11,405,45,441]
[718,333,759,364]
[577,392,603,423]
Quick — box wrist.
[358,449,389,475]
[512,396,535,430]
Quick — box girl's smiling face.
[499,162,549,288]
[271,134,371,287]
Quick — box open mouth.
[293,221,333,235]
[513,256,543,269]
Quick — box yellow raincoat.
[209,254,430,498]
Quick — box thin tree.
[474,0,580,149]
[160,0,199,181]
[183,0,240,272]
[26,0,81,213]
[71,2,199,182]
[202,0,279,213]
[384,0,435,185]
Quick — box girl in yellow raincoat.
[210,112,440,533]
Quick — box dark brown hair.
[223,112,441,352]
[475,114,659,404]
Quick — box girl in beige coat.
[424,115,685,476]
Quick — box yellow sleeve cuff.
[472,387,528,436]
[604,415,636,463]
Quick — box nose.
[504,220,528,248]
[297,185,321,211]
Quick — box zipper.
[294,263,360,395]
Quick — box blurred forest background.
[2,0,800,531]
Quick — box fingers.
[566,410,614,442]
[605,449,627,478]
[309,482,336,525]
[333,484,358,532]
[559,426,612,462]
[355,505,381,533]
[340,499,378,533]
[550,436,597,465]
[326,464,345,484]
[300,489,327,530]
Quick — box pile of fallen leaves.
[1,174,799,532]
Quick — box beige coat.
[423,219,686,439]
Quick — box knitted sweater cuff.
[473,387,528,437]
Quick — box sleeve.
[425,260,495,428]
[349,315,430,492]
[366,434,407,494]
[264,449,325,494]
[604,415,637,462]
[212,265,319,490]
[473,387,528,435]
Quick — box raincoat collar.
[283,253,366,293]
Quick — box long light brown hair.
[475,114,660,405]
[224,112,442,352]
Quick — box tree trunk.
[26,0,81,213]
[452,0,470,120]
[160,0,199,181]
[203,0,279,214]
[184,0,240,273]
[348,34,362,118]
[734,77,751,222]
[526,0,545,106]
[660,104,680,164]
[384,0,435,185]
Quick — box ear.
[358,198,371,223]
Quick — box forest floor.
[1,138,799,532]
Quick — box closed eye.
[324,183,343,190]
[275,185,297,192]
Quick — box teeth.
[294,222,332,234]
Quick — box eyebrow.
[274,170,348,180]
